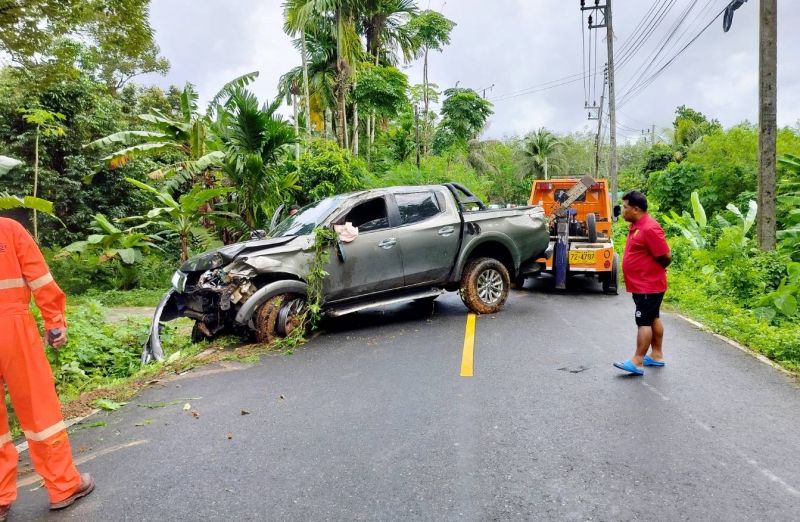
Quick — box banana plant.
[122,178,237,262]
[59,214,162,265]
[83,73,259,189]
[662,191,708,249]
[0,155,56,219]
[716,199,758,250]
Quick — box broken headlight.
[171,270,188,293]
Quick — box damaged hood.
[180,236,299,272]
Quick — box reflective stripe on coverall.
[0,217,81,504]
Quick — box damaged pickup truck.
[143,183,550,362]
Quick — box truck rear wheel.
[460,257,510,314]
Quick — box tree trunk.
[293,94,301,160]
[301,28,311,135]
[342,94,349,150]
[544,156,549,180]
[757,0,777,250]
[366,114,371,162]
[423,47,429,156]
[33,128,39,243]
[352,105,359,155]
[180,233,189,263]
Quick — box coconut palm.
[516,128,564,181]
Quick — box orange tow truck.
[525,176,619,294]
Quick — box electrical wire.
[619,2,727,108]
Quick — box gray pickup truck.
[143,183,550,362]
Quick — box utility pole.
[651,123,656,144]
[606,0,618,205]
[757,0,777,250]
[582,0,617,204]
[594,70,607,179]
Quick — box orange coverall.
[0,217,81,505]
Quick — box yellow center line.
[460,313,476,377]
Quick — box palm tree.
[361,0,418,65]
[516,128,563,180]
[283,0,315,136]
[359,0,418,154]
[292,0,365,148]
[213,89,300,228]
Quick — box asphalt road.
[10,276,800,521]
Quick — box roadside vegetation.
[0,0,798,430]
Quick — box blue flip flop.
[613,359,644,375]
[643,355,665,367]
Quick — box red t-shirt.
[622,213,670,293]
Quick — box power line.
[619,2,728,108]
[615,0,676,70]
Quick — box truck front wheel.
[253,294,306,343]
[460,257,510,314]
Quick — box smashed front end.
[142,239,297,363]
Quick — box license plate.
[569,250,596,265]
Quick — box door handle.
[378,238,397,249]
[438,226,455,236]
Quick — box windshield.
[270,196,347,237]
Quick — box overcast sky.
[142,0,799,141]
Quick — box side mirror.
[250,229,267,240]
[613,204,621,220]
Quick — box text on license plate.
[569,250,596,264]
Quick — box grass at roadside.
[665,270,800,373]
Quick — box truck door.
[392,190,461,285]
[324,196,405,301]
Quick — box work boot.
[49,473,95,510]
[0,503,10,522]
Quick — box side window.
[344,197,389,232]
[396,192,441,225]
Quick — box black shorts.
[632,292,664,327]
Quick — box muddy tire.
[253,294,307,343]
[253,295,284,344]
[460,257,510,314]
[191,322,210,343]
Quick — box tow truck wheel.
[587,213,597,243]
[602,253,619,295]
[460,257,510,314]
[254,294,306,343]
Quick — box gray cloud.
[143,0,800,139]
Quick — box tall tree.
[516,128,563,181]
[0,0,168,91]
[19,108,66,242]
[283,0,315,136]
[433,87,492,153]
[407,10,455,152]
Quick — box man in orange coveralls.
[0,217,94,521]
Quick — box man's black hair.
[622,190,648,212]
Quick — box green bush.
[295,139,367,204]
[647,162,704,214]
[47,301,192,398]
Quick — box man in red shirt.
[613,191,672,376]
